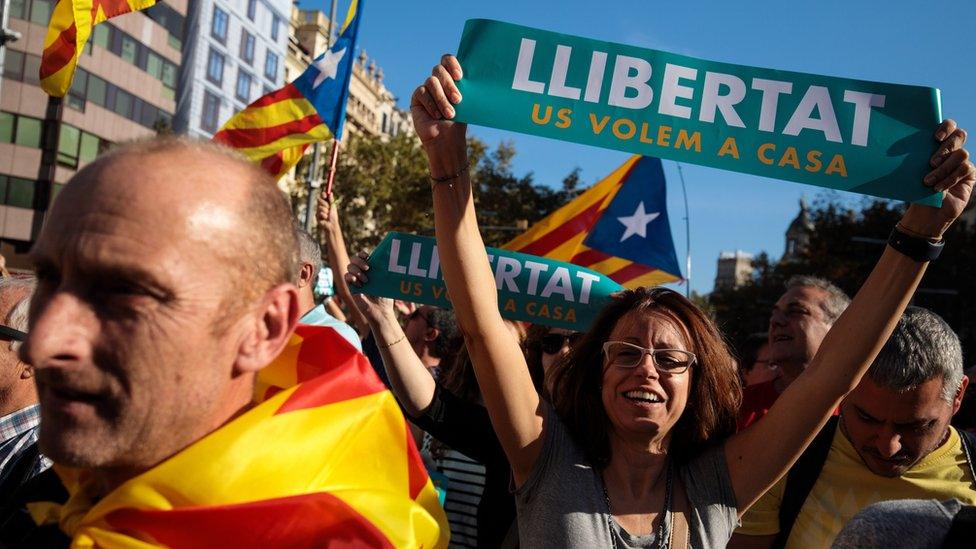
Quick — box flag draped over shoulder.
[213,0,363,179]
[505,156,682,289]
[36,325,449,548]
[40,0,156,97]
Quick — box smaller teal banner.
[354,232,625,331]
[454,19,944,205]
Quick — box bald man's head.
[24,136,301,491]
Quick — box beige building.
[714,250,754,290]
[0,0,185,266]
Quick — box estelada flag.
[40,0,156,97]
[32,325,449,548]
[213,0,363,179]
[505,155,682,289]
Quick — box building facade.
[0,0,185,265]
[714,250,754,290]
[173,0,290,138]
[782,196,814,262]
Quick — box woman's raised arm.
[726,120,974,515]
[412,55,544,484]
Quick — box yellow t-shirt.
[738,426,976,548]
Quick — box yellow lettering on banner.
[778,146,800,169]
[590,113,611,134]
[758,143,776,165]
[432,285,446,300]
[805,150,823,172]
[531,103,552,125]
[657,125,672,147]
[826,154,848,177]
[556,108,572,129]
[526,302,538,315]
[717,137,739,159]
[639,123,655,144]
[675,130,701,152]
[538,304,551,318]
[412,283,423,297]
[399,281,412,294]
[612,118,637,140]
[552,306,564,320]
[565,308,577,323]
[504,298,517,312]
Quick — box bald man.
[2,138,301,543]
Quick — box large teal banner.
[454,19,943,206]
[353,232,625,331]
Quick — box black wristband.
[888,226,944,263]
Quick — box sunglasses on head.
[541,332,581,355]
[0,325,26,342]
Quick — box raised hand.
[344,250,395,323]
[902,120,974,239]
[410,54,467,175]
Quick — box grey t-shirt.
[831,499,963,549]
[515,405,739,548]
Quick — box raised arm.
[726,121,974,514]
[346,251,436,417]
[317,195,369,335]
[412,55,544,483]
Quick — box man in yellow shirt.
[730,307,976,549]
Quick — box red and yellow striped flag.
[40,0,157,97]
[37,325,449,547]
[505,156,682,289]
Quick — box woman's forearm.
[367,310,437,417]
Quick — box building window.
[8,0,26,19]
[143,2,185,52]
[211,6,229,44]
[29,0,53,25]
[201,91,221,133]
[240,31,255,64]
[87,74,107,105]
[0,113,14,143]
[247,0,256,20]
[206,48,225,86]
[264,51,278,81]
[3,50,24,81]
[6,177,35,209]
[57,125,81,167]
[67,68,88,112]
[14,116,41,148]
[121,35,138,63]
[235,70,252,103]
[271,15,279,41]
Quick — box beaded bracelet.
[380,333,407,349]
[429,161,470,184]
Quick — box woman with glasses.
[409,54,974,548]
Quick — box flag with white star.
[504,156,682,288]
[213,0,364,179]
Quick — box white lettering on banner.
[540,267,575,302]
[429,246,441,279]
[407,242,428,277]
[576,271,600,305]
[658,64,697,119]
[388,239,408,274]
[507,36,888,146]
[495,256,522,291]
[523,260,550,294]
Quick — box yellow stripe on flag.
[220,97,320,131]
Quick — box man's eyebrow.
[31,252,176,301]
[894,418,937,429]
[854,405,880,421]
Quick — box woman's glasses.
[602,341,696,374]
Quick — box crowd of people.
[0,53,974,548]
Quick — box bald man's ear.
[234,284,300,375]
[297,263,314,289]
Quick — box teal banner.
[354,232,625,331]
[454,19,943,206]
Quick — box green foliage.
[709,198,976,364]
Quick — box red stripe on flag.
[405,421,428,500]
[516,199,607,257]
[249,82,306,108]
[570,248,612,267]
[274,325,384,415]
[608,263,656,286]
[39,22,77,80]
[260,151,285,176]
[213,113,324,149]
[105,492,395,548]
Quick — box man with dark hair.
[739,275,851,429]
[731,307,976,548]
[294,227,362,351]
[404,306,461,379]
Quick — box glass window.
[271,16,279,41]
[15,116,41,148]
[0,113,14,143]
[206,48,224,86]
[201,91,221,133]
[7,178,35,209]
[264,51,278,81]
[263,86,273,96]
[135,44,149,70]
[9,0,26,20]
[211,6,228,43]
[23,54,41,85]
[235,70,252,103]
[247,0,256,21]
[121,35,137,63]
[87,74,107,106]
[79,132,100,165]
[161,87,175,102]
[109,26,124,55]
[0,177,7,205]
[3,50,24,81]
[114,89,132,118]
[58,125,81,167]
[139,102,157,128]
[240,31,255,64]
[51,183,66,204]
[146,52,163,79]
[92,25,110,49]
[105,84,117,112]
[161,62,177,89]
[69,69,88,100]
[30,0,53,25]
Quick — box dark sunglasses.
[541,332,581,355]
[0,325,26,342]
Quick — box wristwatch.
[888,226,944,262]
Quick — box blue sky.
[298,0,976,294]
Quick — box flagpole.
[303,0,340,229]
[676,162,692,298]
[324,0,339,201]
